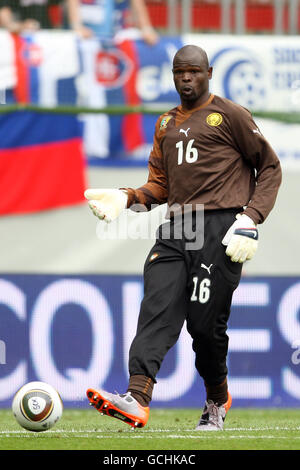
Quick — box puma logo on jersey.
[179,128,190,137]
[201,263,213,275]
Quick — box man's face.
[172,50,212,106]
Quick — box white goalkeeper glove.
[84,188,128,223]
[222,214,258,263]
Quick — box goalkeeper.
[85,44,282,431]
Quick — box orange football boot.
[87,388,149,429]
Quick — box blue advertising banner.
[1,275,300,408]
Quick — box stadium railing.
[146,0,300,34]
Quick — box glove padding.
[84,188,128,223]
[222,214,258,263]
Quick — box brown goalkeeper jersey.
[124,94,282,224]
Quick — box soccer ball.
[12,381,63,432]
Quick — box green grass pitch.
[0,408,300,451]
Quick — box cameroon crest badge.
[160,115,172,129]
[206,113,223,127]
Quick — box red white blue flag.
[0,111,86,215]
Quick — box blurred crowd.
[0,0,159,45]
[0,0,286,43]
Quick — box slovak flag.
[0,31,85,215]
[12,31,79,106]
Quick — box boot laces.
[201,400,225,427]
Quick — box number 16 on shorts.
[191,277,211,304]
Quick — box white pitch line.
[1,427,300,433]
[1,428,300,438]
[1,433,300,440]
[1,426,299,433]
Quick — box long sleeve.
[122,115,169,211]
[229,106,282,224]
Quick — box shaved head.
[172,44,212,109]
[173,45,209,71]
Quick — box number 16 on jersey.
[176,139,198,165]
